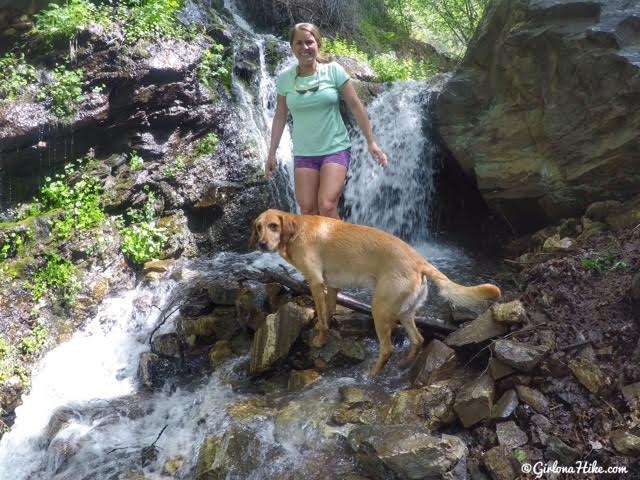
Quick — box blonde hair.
[289,23,329,63]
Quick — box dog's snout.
[258,240,268,251]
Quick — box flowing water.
[0,4,492,479]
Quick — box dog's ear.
[248,218,258,248]
[279,212,296,246]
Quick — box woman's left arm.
[340,80,388,167]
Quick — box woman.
[265,23,388,219]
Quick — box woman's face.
[291,29,319,69]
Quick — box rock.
[151,333,181,358]
[333,311,376,337]
[515,385,549,414]
[454,374,495,427]
[491,389,519,421]
[585,200,622,221]
[333,386,389,426]
[178,306,241,343]
[287,369,321,391]
[208,340,234,370]
[347,425,467,480]
[488,358,516,381]
[491,300,527,325]
[621,382,640,411]
[605,194,640,231]
[385,382,457,429]
[137,352,177,389]
[226,398,276,423]
[542,234,575,253]
[568,357,606,393]
[445,310,508,347]
[410,339,458,387]
[235,286,267,331]
[496,421,528,449]
[483,445,518,480]
[163,456,185,475]
[249,302,314,374]
[544,436,580,464]
[530,414,552,434]
[435,0,640,230]
[610,429,640,456]
[207,280,242,306]
[493,339,548,372]
[630,273,640,303]
[308,332,366,370]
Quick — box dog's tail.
[422,265,501,310]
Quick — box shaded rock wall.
[435,0,640,232]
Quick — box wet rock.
[235,286,267,331]
[483,445,518,480]
[410,339,458,387]
[151,333,181,358]
[274,398,338,446]
[178,306,240,344]
[249,302,314,374]
[208,340,233,369]
[333,311,376,338]
[488,358,516,381]
[137,352,178,389]
[287,369,321,392]
[333,386,389,426]
[515,385,549,414]
[157,210,196,258]
[385,381,457,429]
[496,421,528,449]
[544,436,580,464]
[445,310,508,347]
[491,389,518,421]
[163,456,185,475]
[348,425,467,480]
[226,398,276,423]
[0,376,25,413]
[143,259,174,273]
[493,339,548,372]
[610,429,640,456]
[308,332,366,370]
[454,374,495,427]
[207,280,242,306]
[491,300,526,325]
[568,357,606,394]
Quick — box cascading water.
[0,4,485,479]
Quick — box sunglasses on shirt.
[294,72,319,95]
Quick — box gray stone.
[610,429,640,456]
[249,302,314,374]
[491,389,519,420]
[411,339,458,387]
[493,340,548,372]
[151,333,181,358]
[491,301,527,325]
[515,385,549,414]
[488,358,516,381]
[385,381,457,429]
[445,310,508,347]
[496,421,528,449]
[348,425,467,480]
[568,357,606,393]
[308,333,366,370]
[483,445,518,480]
[454,374,495,427]
[544,436,581,464]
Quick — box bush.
[129,150,144,171]
[0,53,37,100]
[31,0,110,44]
[197,43,232,90]
[121,0,189,44]
[30,253,79,303]
[37,65,85,118]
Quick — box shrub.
[30,253,79,303]
[197,43,232,90]
[31,0,110,44]
[194,132,219,156]
[117,189,167,265]
[129,150,144,171]
[0,53,37,100]
[20,321,49,356]
[37,65,85,118]
[0,229,33,262]
[121,0,188,44]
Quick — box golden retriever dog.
[251,209,501,376]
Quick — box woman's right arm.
[266,95,288,179]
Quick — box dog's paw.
[311,332,328,348]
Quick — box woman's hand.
[368,141,388,167]
[265,155,277,179]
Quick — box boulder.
[454,374,495,428]
[410,339,458,387]
[493,339,549,372]
[445,310,508,347]
[348,425,468,480]
[435,0,640,231]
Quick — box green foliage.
[117,189,167,265]
[195,132,219,156]
[164,155,187,178]
[0,338,8,359]
[580,254,627,273]
[30,253,79,303]
[197,43,232,90]
[38,162,105,240]
[0,229,33,261]
[31,0,110,44]
[20,321,49,356]
[129,150,144,171]
[120,0,188,44]
[37,65,85,118]
[514,449,527,463]
[0,53,37,100]
[324,37,436,81]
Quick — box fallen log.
[242,267,457,336]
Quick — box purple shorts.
[293,148,351,171]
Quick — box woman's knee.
[317,196,339,217]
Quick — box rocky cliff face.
[435,0,640,232]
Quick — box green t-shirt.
[276,61,352,156]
